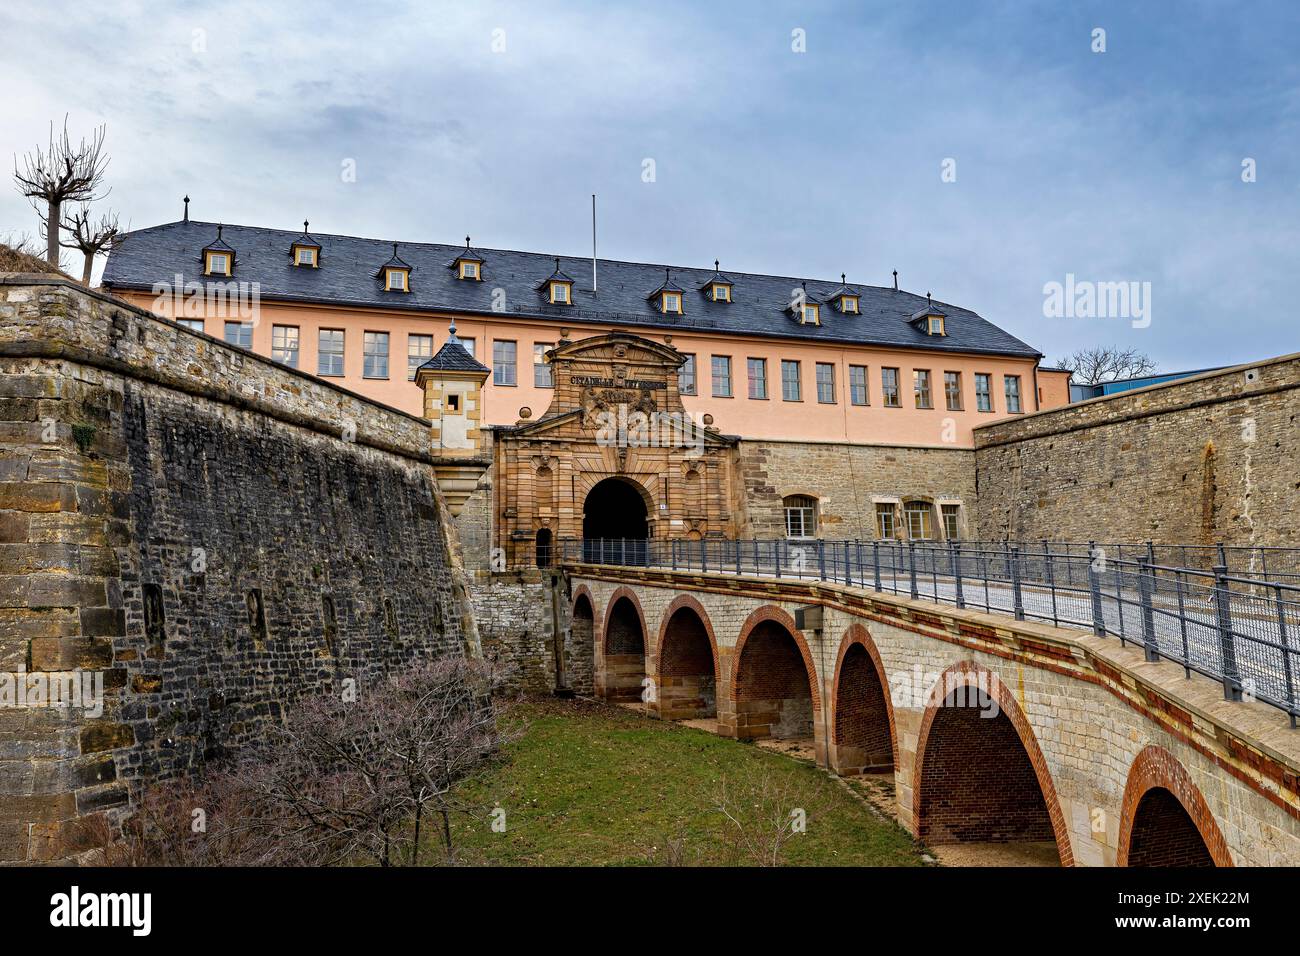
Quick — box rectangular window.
[386,270,406,291]
[875,504,896,540]
[662,292,682,314]
[1005,374,1023,413]
[816,362,836,404]
[914,369,932,409]
[224,321,252,349]
[534,342,554,388]
[176,318,205,333]
[551,282,569,304]
[882,367,901,407]
[905,502,933,540]
[747,358,768,399]
[975,373,993,412]
[941,504,961,540]
[460,336,476,359]
[295,247,315,266]
[711,355,732,397]
[784,498,816,539]
[206,252,230,276]
[493,340,517,386]
[271,324,299,368]
[407,334,433,380]
[318,329,344,376]
[849,365,868,406]
[781,360,801,401]
[944,371,962,410]
[363,331,389,379]
[679,354,697,395]
[461,261,479,279]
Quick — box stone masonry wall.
[734,439,977,539]
[973,353,1300,546]
[0,277,476,862]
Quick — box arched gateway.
[489,332,738,568]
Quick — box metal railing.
[557,537,1300,724]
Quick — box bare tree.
[60,204,122,285]
[13,118,110,266]
[1055,345,1157,385]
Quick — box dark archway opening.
[583,478,648,564]
[603,596,646,703]
[917,687,1062,863]
[834,644,893,774]
[565,595,595,696]
[659,607,716,720]
[733,621,814,741]
[1126,787,1215,867]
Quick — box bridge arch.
[567,586,597,695]
[728,606,821,743]
[599,586,648,703]
[1117,745,1232,867]
[654,595,720,721]
[830,624,896,775]
[912,660,1073,866]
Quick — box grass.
[433,697,925,866]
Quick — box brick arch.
[654,594,720,682]
[830,624,897,771]
[600,586,647,653]
[1116,745,1233,867]
[571,584,598,623]
[729,605,821,714]
[911,659,1074,866]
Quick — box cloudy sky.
[3,0,1298,369]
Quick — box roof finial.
[927,291,932,308]
[841,272,846,284]
[393,242,399,256]
[715,259,719,272]
[216,223,223,239]
[665,267,671,281]
[183,195,190,222]
[465,235,471,249]
[304,219,309,233]
[892,269,898,291]
[448,317,458,340]
[554,256,560,271]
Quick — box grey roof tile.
[103,220,1042,358]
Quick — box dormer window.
[648,268,686,315]
[376,242,413,293]
[827,276,859,314]
[451,237,484,281]
[290,221,320,268]
[700,261,734,303]
[661,291,683,314]
[801,303,820,325]
[538,258,576,306]
[911,293,948,336]
[205,251,231,276]
[840,295,859,314]
[201,224,236,276]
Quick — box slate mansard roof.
[102,220,1041,358]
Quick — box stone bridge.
[562,562,1300,866]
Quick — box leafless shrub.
[1055,345,1157,385]
[91,655,514,867]
[712,771,819,867]
[60,204,123,285]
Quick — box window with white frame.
[816,362,835,403]
[881,367,901,407]
[783,495,817,539]
[941,504,961,540]
[272,324,299,368]
[975,372,993,412]
[363,331,389,379]
[781,360,801,401]
[747,358,768,399]
[679,354,697,395]
[875,504,896,540]
[493,340,517,386]
[711,355,732,397]
[1005,374,1023,413]
[534,342,554,387]
[407,334,433,380]
[318,329,345,376]
[904,501,934,540]
[176,318,205,333]
[849,365,868,405]
[224,321,252,349]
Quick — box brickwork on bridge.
[567,565,1300,866]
